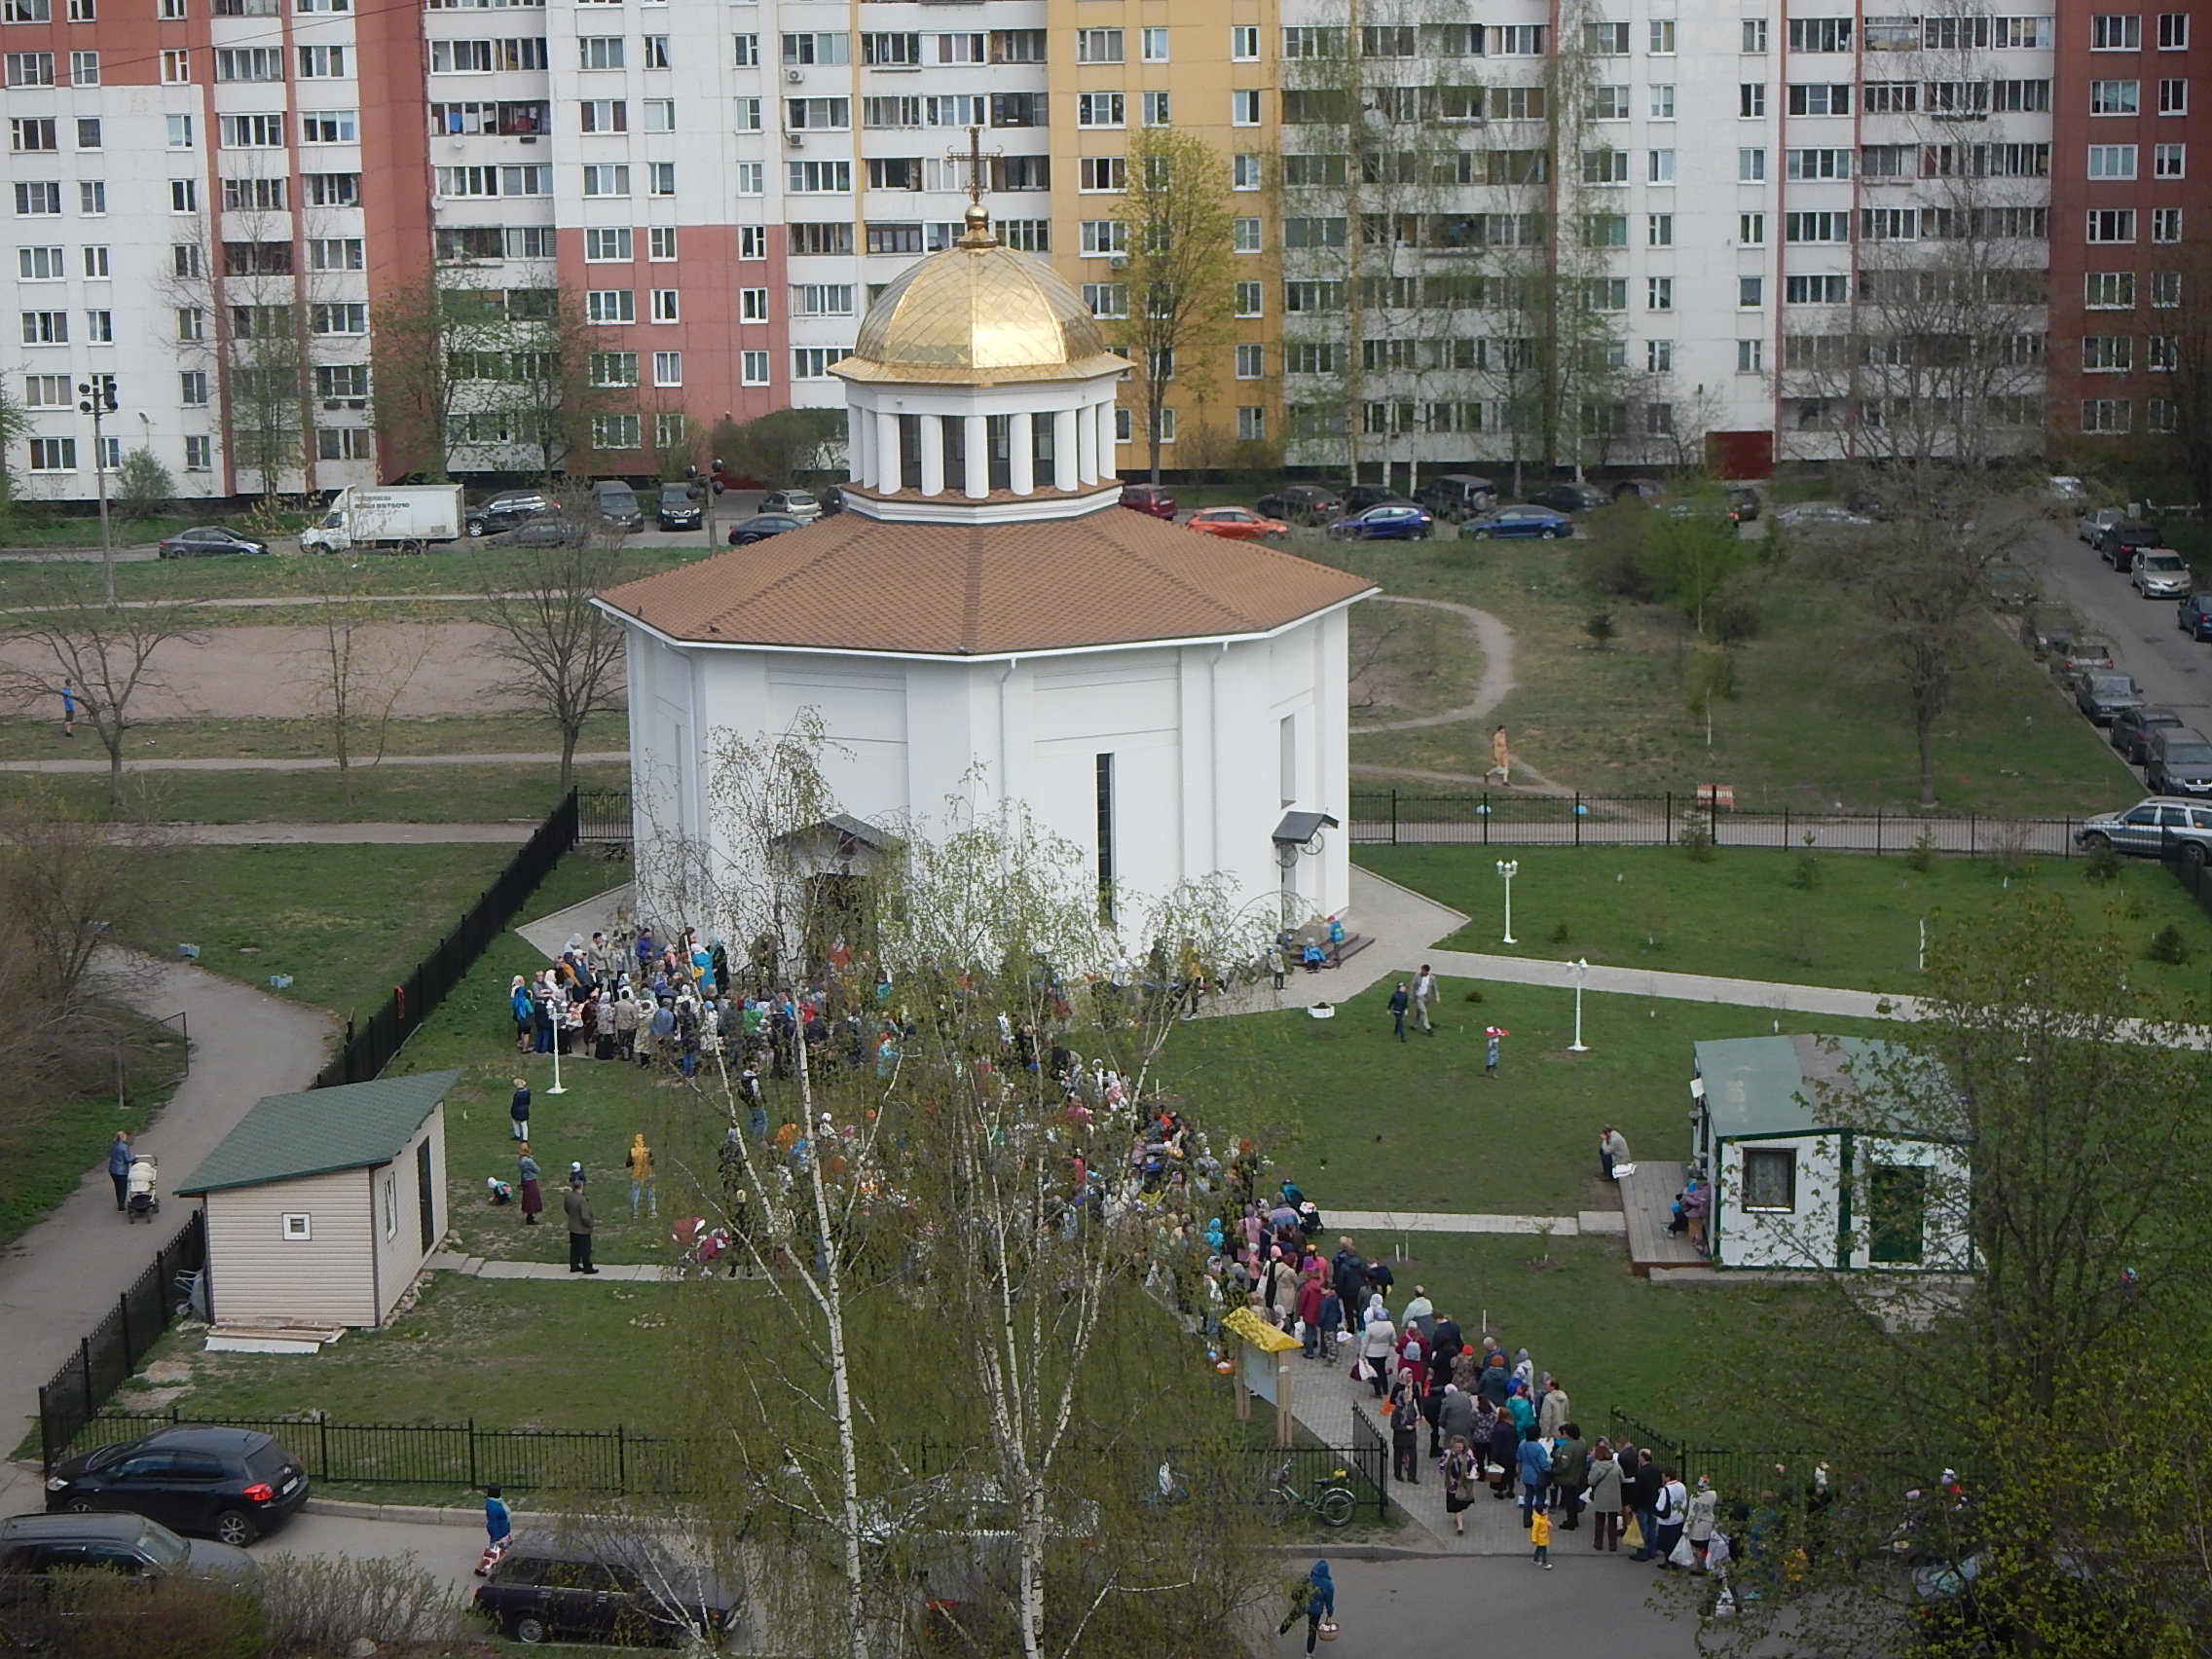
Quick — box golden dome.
[836,213,1127,387]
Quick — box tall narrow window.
[1094,753,1117,922]
[1279,714,1298,806]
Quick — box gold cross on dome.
[948,126,1004,242]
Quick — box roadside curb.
[303,1497,488,1528]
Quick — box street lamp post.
[1495,859,1519,944]
[77,378,118,607]
[1568,958,1590,1052]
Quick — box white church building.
[596,202,1375,939]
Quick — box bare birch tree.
[291,560,429,804]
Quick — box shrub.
[2149,925,2192,966]
[113,448,176,521]
[1677,823,1716,864]
[2083,841,2121,885]
[1905,828,1937,874]
[1583,608,1618,649]
[1550,920,1570,943]
[22,1572,263,1659]
[1790,851,1821,890]
[255,1552,463,1655]
[1710,591,1762,645]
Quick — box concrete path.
[151,822,542,844]
[0,750,624,774]
[1421,948,1922,1021]
[516,883,636,957]
[1203,868,1470,1017]
[0,957,336,1475]
[1328,1209,1627,1238]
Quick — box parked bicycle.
[1265,1458,1357,1528]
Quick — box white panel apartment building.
[0,1,2127,502]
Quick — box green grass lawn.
[1357,843,2212,1004]
[1299,531,2136,816]
[1165,974,1893,1221]
[125,843,520,1023]
[0,544,706,606]
[0,1025,187,1252]
[0,713,628,763]
[0,760,625,823]
[121,1272,685,1433]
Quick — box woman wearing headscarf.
[1486,1406,1521,1499]
[1442,1434,1480,1534]
[1584,1438,1625,1551]
[515,1142,543,1227]
[1358,1297,1396,1397]
[1686,1474,1720,1567]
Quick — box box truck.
[298,485,462,554]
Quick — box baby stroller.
[126,1157,159,1223]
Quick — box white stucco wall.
[622,607,1355,943]
[1714,1130,1971,1272]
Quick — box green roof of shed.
[1692,1035,1899,1140]
[176,1070,459,1196]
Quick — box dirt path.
[0,622,559,719]
[1349,596,1566,793]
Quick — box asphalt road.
[2029,515,2212,746]
[1293,1555,1714,1656]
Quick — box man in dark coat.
[1331,1239,1366,1323]
[1428,1316,1463,1389]
[563,1176,598,1274]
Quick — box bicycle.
[1265,1458,1357,1528]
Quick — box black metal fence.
[1351,789,2085,857]
[1346,1407,1388,1515]
[38,1213,205,1471]
[2162,836,2212,922]
[314,790,583,1087]
[576,787,634,845]
[60,1411,1383,1516]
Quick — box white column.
[849,406,872,484]
[1052,409,1079,491]
[919,414,945,497]
[876,409,902,492]
[1009,411,1034,496]
[1076,401,1099,485]
[963,413,989,498]
[1096,400,1119,481]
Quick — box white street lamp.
[1567,958,1590,1052]
[546,1028,568,1095]
[1495,860,1519,944]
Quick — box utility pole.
[78,377,118,607]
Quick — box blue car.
[1327,503,1434,541]
[2179,593,2212,641]
[1459,505,1574,541]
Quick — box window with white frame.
[1650,18,1676,52]
[587,288,635,322]
[651,350,681,387]
[792,347,847,379]
[2087,207,2136,241]
[2155,143,2186,177]
[740,350,769,385]
[2081,398,2130,434]
[1235,343,1263,379]
[2085,271,2136,308]
[593,413,641,449]
[1077,92,1124,128]
[2090,14,2141,50]
[582,165,629,196]
[2153,206,2182,241]
[2091,79,2140,114]
[1740,148,1768,181]
[1649,85,1675,117]
[585,227,632,261]
[649,289,678,321]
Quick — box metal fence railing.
[1351,790,2086,857]
[313,790,582,1088]
[56,1412,1383,1517]
[575,787,633,846]
[1346,1407,1389,1516]
[38,1213,206,1471]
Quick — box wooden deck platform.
[1618,1160,1709,1276]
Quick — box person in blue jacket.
[1517,1425,1554,1530]
[477,1484,513,1575]
[1276,1560,1335,1653]
[107,1131,133,1212]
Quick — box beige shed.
[175,1070,457,1331]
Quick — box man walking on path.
[1486,725,1511,786]
[509,1078,531,1141]
[1412,965,1439,1034]
[60,683,76,739]
[564,1175,598,1273]
[1387,982,1411,1042]
[107,1131,133,1211]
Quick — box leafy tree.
[1114,129,1236,485]
[112,449,175,522]
[709,408,845,489]
[1634,494,1752,636]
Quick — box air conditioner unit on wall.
[785,67,804,83]
[786,130,805,146]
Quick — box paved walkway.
[1423,948,1922,1020]
[0,750,625,774]
[0,957,335,1490]
[151,822,542,844]
[426,1252,670,1282]
[1329,1208,1627,1238]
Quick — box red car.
[1121,483,1177,518]
[1187,506,1289,542]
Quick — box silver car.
[2131,549,2193,599]
[2076,796,2212,859]
[2078,506,2129,544]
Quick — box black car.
[726,513,802,546]
[655,485,703,532]
[2096,521,2165,569]
[1526,483,1609,514]
[2148,728,2212,796]
[1339,485,1417,516]
[2181,594,2212,641]
[155,527,270,559]
[473,1530,742,1647]
[45,1425,309,1546]
[2073,672,2144,726]
[488,517,578,549]
[1254,485,1343,525]
[0,1511,256,1596]
[1724,487,1760,523]
[465,491,552,537]
[2111,704,2187,764]
[1414,473,1497,522]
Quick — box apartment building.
[2047,8,2204,453]
[2,2,2199,501]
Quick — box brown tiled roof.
[597,509,1376,656]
